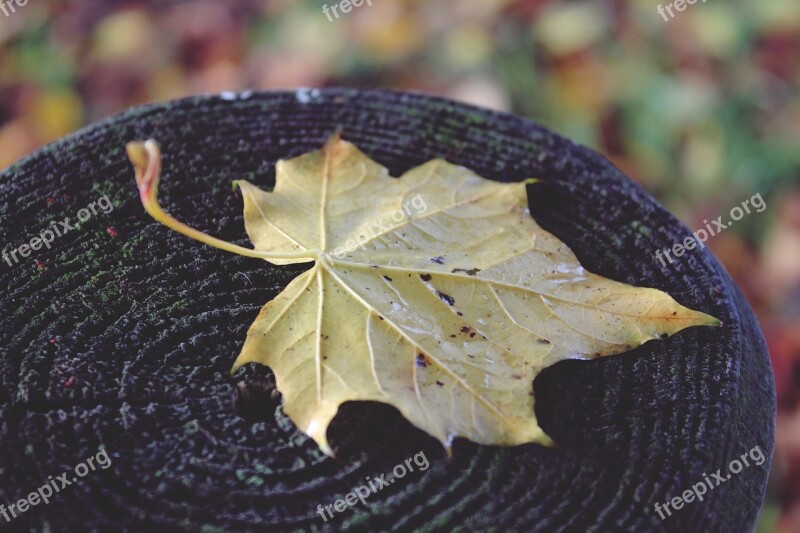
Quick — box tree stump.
[0,89,775,531]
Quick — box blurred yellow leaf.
[29,88,83,142]
[534,3,609,57]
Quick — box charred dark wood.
[0,89,774,532]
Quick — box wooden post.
[0,89,774,531]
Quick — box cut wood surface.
[0,89,775,532]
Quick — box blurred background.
[1,0,798,530]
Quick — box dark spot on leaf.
[457,311,463,316]
[438,292,455,306]
[436,381,444,387]
[469,332,476,338]
[416,353,429,368]
[383,275,393,282]
[430,256,445,264]
[537,339,551,345]
[420,273,432,282]
[460,326,471,333]
[452,267,481,276]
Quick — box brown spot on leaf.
[438,292,455,306]
[452,267,481,276]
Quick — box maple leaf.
[127,135,719,456]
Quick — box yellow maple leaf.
[127,135,719,456]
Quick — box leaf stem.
[126,140,315,261]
